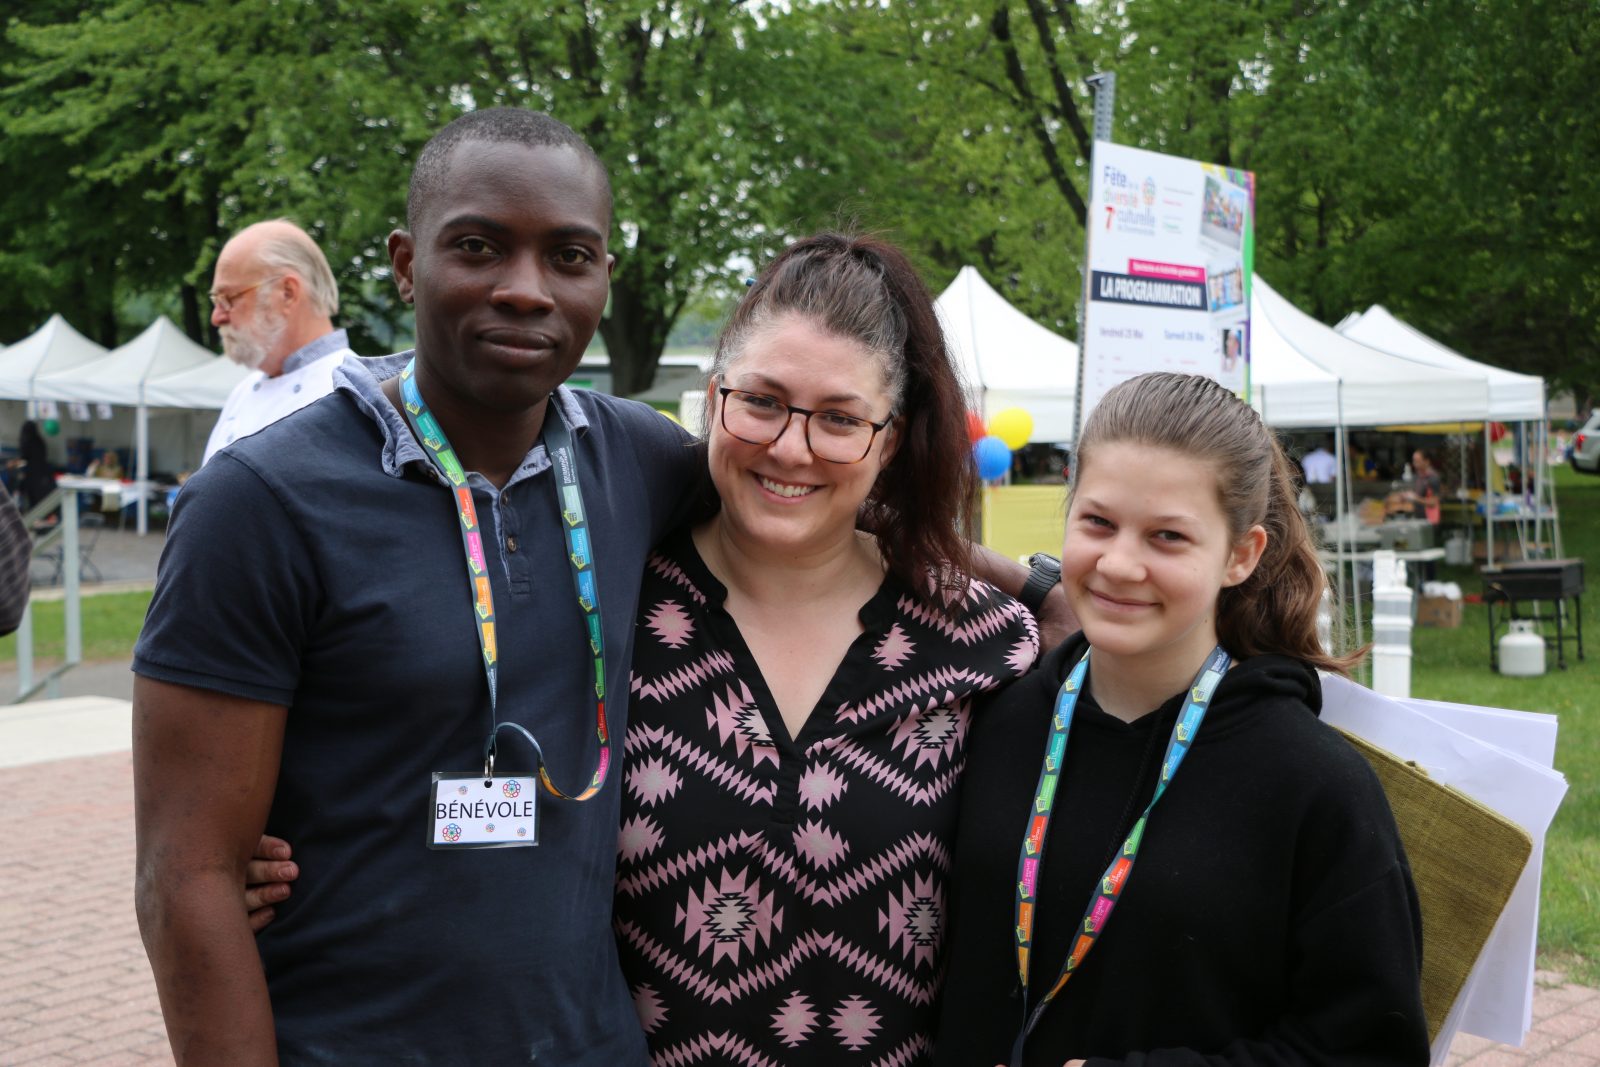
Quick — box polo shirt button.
[293,384,302,393]
[252,382,262,391]
[506,537,519,553]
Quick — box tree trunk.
[181,283,207,348]
[599,278,672,397]
[97,302,118,349]
[91,248,118,347]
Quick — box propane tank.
[1498,620,1546,677]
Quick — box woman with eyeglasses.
[610,233,1037,1063]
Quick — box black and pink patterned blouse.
[616,529,1039,1065]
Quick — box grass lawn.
[1409,463,1599,984]
[4,466,1596,980]
[0,589,154,665]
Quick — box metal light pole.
[1073,72,1116,449]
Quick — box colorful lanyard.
[1010,645,1231,1062]
[399,359,611,801]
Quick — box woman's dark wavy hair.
[1075,372,1363,674]
[710,232,975,608]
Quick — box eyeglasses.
[208,275,283,312]
[717,387,893,465]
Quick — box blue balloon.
[974,435,1012,481]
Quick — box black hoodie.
[936,634,1428,1067]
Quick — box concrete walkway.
[26,524,167,591]
[0,685,1595,1063]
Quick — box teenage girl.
[935,372,1428,1067]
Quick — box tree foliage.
[2,0,1595,404]
[1,1,901,390]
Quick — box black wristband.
[1019,553,1061,613]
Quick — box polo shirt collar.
[333,350,592,487]
[279,328,352,376]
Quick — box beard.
[221,305,289,371]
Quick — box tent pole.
[1544,391,1562,557]
[1518,421,1530,558]
[1341,424,1364,675]
[1527,420,1541,557]
[1331,422,1347,654]
[1532,416,1559,558]
[1337,415,1363,668]
[1482,424,1491,567]
[136,402,149,535]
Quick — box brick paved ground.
[1,749,1594,1065]
[1,753,170,1065]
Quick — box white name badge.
[428,772,538,849]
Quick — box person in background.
[16,421,55,512]
[935,372,1425,1067]
[1408,449,1442,522]
[87,449,124,480]
[201,218,356,465]
[1291,457,1319,520]
[1551,425,1572,463]
[1300,436,1337,484]
[1,490,31,635]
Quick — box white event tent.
[1337,304,1555,562]
[33,316,225,407]
[1249,276,1491,428]
[1337,305,1544,422]
[27,317,246,533]
[2,315,247,534]
[935,266,1078,443]
[0,314,108,400]
[143,345,251,409]
[1247,275,1495,649]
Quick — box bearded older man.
[202,219,356,465]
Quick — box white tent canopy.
[0,314,108,400]
[1250,276,1491,428]
[1336,305,1545,422]
[931,269,1495,442]
[1336,304,1556,565]
[935,266,1078,443]
[1247,274,1496,659]
[31,316,233,406]
[2,315,245,535]
[143,350,252,409]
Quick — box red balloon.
[965,411,986,444]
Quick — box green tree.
[1,0,425,352]
[804,0,1103,333]
[1319,0,1600,406]
[3,1,924,392]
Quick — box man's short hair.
[255,219,341,317]
[406,109,613,233]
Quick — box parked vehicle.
[1571,409,1600,474]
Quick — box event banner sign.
[1079,141,1255,429]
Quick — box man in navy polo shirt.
[132,110,698,1065]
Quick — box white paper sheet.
[1401,697,1559,766]
[1318,674,1568,1059]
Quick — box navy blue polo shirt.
[134,352,702,1064]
